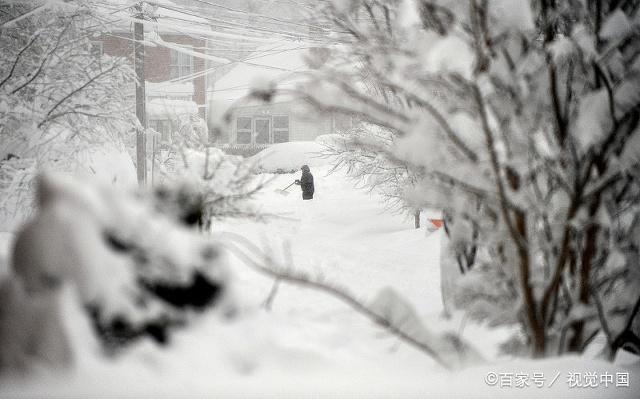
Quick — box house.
[95,2,212,136]
[209,42,352,149]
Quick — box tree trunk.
[513,209,546,357]
[568,196,601,352]
[439,229,461,318]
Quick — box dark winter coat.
[297,166,314,200]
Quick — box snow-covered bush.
[154,147,266,229]
[0,0,137,230]
[1,172,232,373]
[148,99,208,150]
[217,143,271,158]
[321,123,424,223]
[303,0,640,358]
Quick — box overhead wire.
[188,0,328,32]
[91,1,334,100]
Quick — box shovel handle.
[282,181,296,190]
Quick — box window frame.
[272,115,289,143]
[234,115,291,145]
[254,117,271,144]
[236,116,252,144]
[169,46,193,79]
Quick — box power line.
[187,0,330,33]
[152,5,309,41]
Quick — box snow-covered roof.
[209,41,312,114]
[147,99,199,120]
[147,81,194,98]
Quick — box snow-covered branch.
[220,232,484,370]
[303,0,640,359]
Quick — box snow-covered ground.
[0,155,638,398]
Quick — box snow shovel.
[275,181,296,196]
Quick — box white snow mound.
[248,141,329,173]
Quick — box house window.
[255,118,270,144]
[234,115,291,144]
[273,115,289,143]
[170,47,193,79]
[236,117,252,144]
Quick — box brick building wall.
[101,33,206,115]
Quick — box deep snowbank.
[248,141,329,173]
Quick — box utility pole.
[134,2,147,186]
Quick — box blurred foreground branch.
[220,232,485,370]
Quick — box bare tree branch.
[219,232,475,370]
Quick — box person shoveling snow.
[295,165,314,200]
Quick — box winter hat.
[301,165,310,172]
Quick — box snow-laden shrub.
[148,99,208,149]
[320,123,422,215]
[1,173,233,373]
[0,157,37,230]
[304,0,640,358]
[154,147,265,228]
[215,144,271,158]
